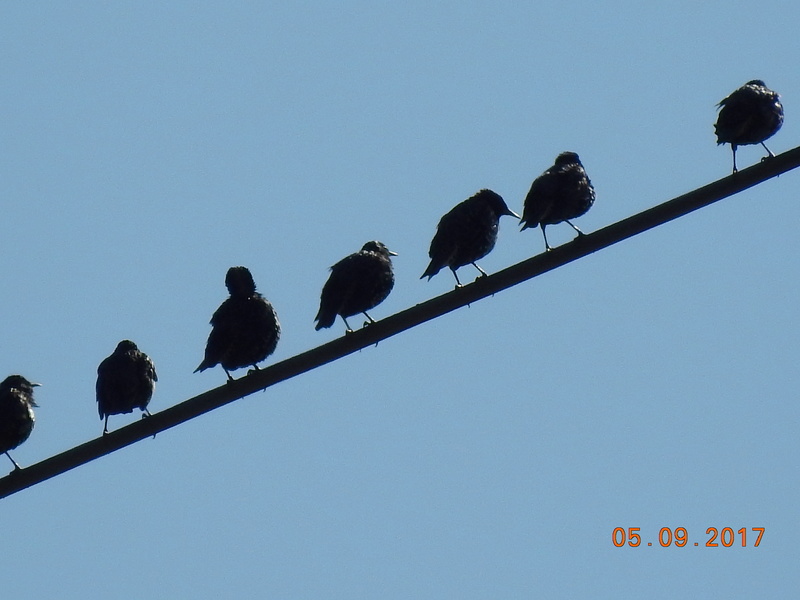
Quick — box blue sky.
[1,2,798,597]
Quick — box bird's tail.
[420,260,441,280]
[314,309,336,330]
[193,360,212,373]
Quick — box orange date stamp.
[612,527,764,548]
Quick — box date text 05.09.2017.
[612,527,764,548]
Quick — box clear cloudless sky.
[1,1,798,598]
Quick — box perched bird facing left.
[421,189,520,287]
[521,151,596,251]
[315,241,397,332]
[96,340,158,435]
[0,375,40,471]
[715,80,783,173]
[195,266,281,380]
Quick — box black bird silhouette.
[715,80,783,173]
[195,266,281,380]
[0,375,40,471]
[315,241,397,332]
[96,340,158,435]
[421,189,520,287]
[520,151,596,251]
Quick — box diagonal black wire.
[2,146,800,499]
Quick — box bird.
[520,151,596,251]
[421,189,520,287]
[715,80,783,173]
[96,340,158,435]
[315,241,397,332]
[195,266,281,380]
[0,375,40,471]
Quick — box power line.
[2,146,799,499]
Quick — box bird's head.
[0,375,41,406]
[114,340,139,354]
[554,151,581,166]
[225,266,257,297]
[361,241,398,258]
[475,189,521,219]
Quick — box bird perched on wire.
[421,189,520,287]
[715,80,783,173]
[0,375,40,471]
[96,340,157,435]
[195,266,281,380]
[315,241,397,332]
[520,151,596,251]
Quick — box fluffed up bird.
[96,340,158,435]
[421,189,519,287]
[195,266,281,380]
[315,241,397,332]
[0,375,40,471]
[520,151,596,251]
[715,80,783,173]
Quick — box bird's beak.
[388,250,398,256]
[504,208,521,219]
[31,382,41,387]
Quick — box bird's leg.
[541,226,553,251]
[565,220,585,236]
[362,312,382,346]
[4,451,21,471]
[245,364,270,392]
[342,315,354,333]
[103,415,110,435]
[471,262,488,279]
[246,364,262,376]
[141,409,157,439]
[223,368,235,382]
[451,268,463,288]
[361,312,376,328]
[760,142,775,158]
[731,145,738,173]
